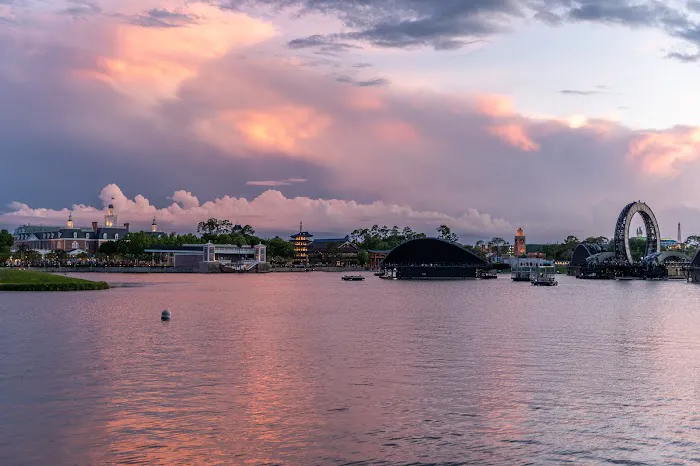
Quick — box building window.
[103,233,107,240]
[114,233,119,240]
[73,232,78,238]
[72,241,79,249]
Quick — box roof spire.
[300,221,303,233]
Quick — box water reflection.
[4,274,700,463]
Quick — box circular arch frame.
[613,201,661,265]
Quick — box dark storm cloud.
[126,8,199,28]
[223,0,700,54]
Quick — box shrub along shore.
[0,269,109,291]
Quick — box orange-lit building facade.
[514,227,526,257]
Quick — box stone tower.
[514,227,526,256]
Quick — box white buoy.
[161,309,171,321]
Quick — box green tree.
[0,229,12,264]
[55,250,68,264]
[628,236,647,261]
[437,224,459,243]
[99,241,119,256]
[686,235,700,247]
[464,244,486,259]
[350,225,426,250]
[0,229,13,249]
[263,236,295,261]
[358,250,369,267]
[24,249,41,263]
[197,218,222,235]
[490,237,506,256]
[584,236,609,246]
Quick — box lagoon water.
[3,273,700,464]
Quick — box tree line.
[4,217,699,266]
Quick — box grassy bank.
[0,269,109,291]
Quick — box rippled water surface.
[3,273,700,464]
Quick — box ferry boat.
[511,265,535,281]
[530,265,558,286]
[512,258,553,282]
[341,275,365,281]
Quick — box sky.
[1,0,700,242]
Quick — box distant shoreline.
[7,266,369,274]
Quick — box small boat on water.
[530,265,557,286]
[480,269,498,279]
[342,275,365,281]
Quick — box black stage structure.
[380,238,488,279]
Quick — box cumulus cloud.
[627,126,700,177]
[1,184,513,238]
[4,1,700,241]
[487,124,540,152]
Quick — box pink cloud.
[1,184,513,237]
[475,94,516,118]
[487,124,540,152]
[5,3,700,240]
[627,126,700,177]
[195,106,332,156]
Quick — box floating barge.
[341,275,365,281]
[530,265,558,286]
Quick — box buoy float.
[161,310,171,321]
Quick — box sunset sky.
[2,0,700,242]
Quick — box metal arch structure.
[613,201,661,265]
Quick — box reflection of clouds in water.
[4,275,700,463]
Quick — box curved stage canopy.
[383,238,487,266]
[571,243,608,267]
[382,238,487,279]
[613,201,661,265]
[641,251,691,268]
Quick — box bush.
[0,281,109,291]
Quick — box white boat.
[530,265,558,286]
